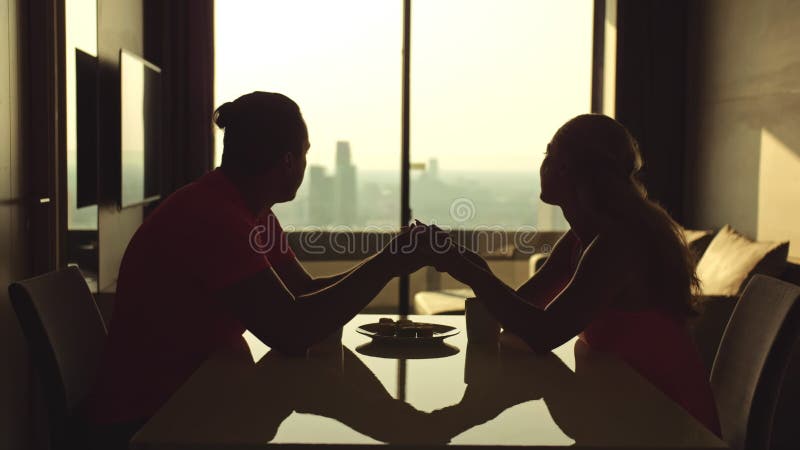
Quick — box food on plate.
[416,325,434,338]
[375,323,396,336]
[366,318,441,339]
[396,326,418,338]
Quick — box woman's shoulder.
[539,229,580,267]
[594,223,651,263]
[584,225,644,264]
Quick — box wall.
[0,0,33,448]
[97,0,144,293]
[685,0,800,258]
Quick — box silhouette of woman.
[433,114,721,436]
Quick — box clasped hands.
[383,220,490,282]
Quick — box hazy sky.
[215,0,594,173]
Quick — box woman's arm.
[515,230,579,307]
[443,232,634,353]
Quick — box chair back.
[710,274,800,450]
[8,266,107,447]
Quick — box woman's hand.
[424,223,490,272]
[382,221,490,285]
[381,223,451,275]
[397,222,485,286]
[441,254,479,286]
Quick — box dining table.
[130,314,727,449]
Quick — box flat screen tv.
[120,49,162,208]
[76,48,98,208]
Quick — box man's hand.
[425,223,488,270]
[381,221,490,284]
[414,222,490,283]
[381,223,438,276]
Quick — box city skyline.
[274,140,568,231]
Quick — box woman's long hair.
[553,114,699,316]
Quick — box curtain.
[145,0,215,195]
[615,0,688,221]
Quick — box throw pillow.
[696,225,789,296]
[682,228,716,260]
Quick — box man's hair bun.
[213,101,236,129]
[215,91,308,175]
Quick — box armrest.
[688,295,738,374]
[528,253,549,277]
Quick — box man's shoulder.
[148,172,236,221]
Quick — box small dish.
[356,320,459,344]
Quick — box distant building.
[336,141,351,167]
[308,165,334,225]
[428,158,439,179]
[335,141,358,226]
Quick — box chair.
[8,266,108,450]
[710,274,800,450]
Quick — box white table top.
[131,314,727,449]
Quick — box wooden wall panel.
[0,0,34,447]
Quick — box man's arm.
[271,255,371,296]
[220,251,398,355]
[220,228,428,355]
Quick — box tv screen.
[76,49,98,208]
[120,49,162,208]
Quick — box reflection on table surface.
[132,315,726,449]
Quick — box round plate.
[355,341,460,359]
[356,322,459,344]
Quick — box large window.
[66,0,98,230]
[409,0,592,231]
[215,0,403,229]
[216,0,596,311]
